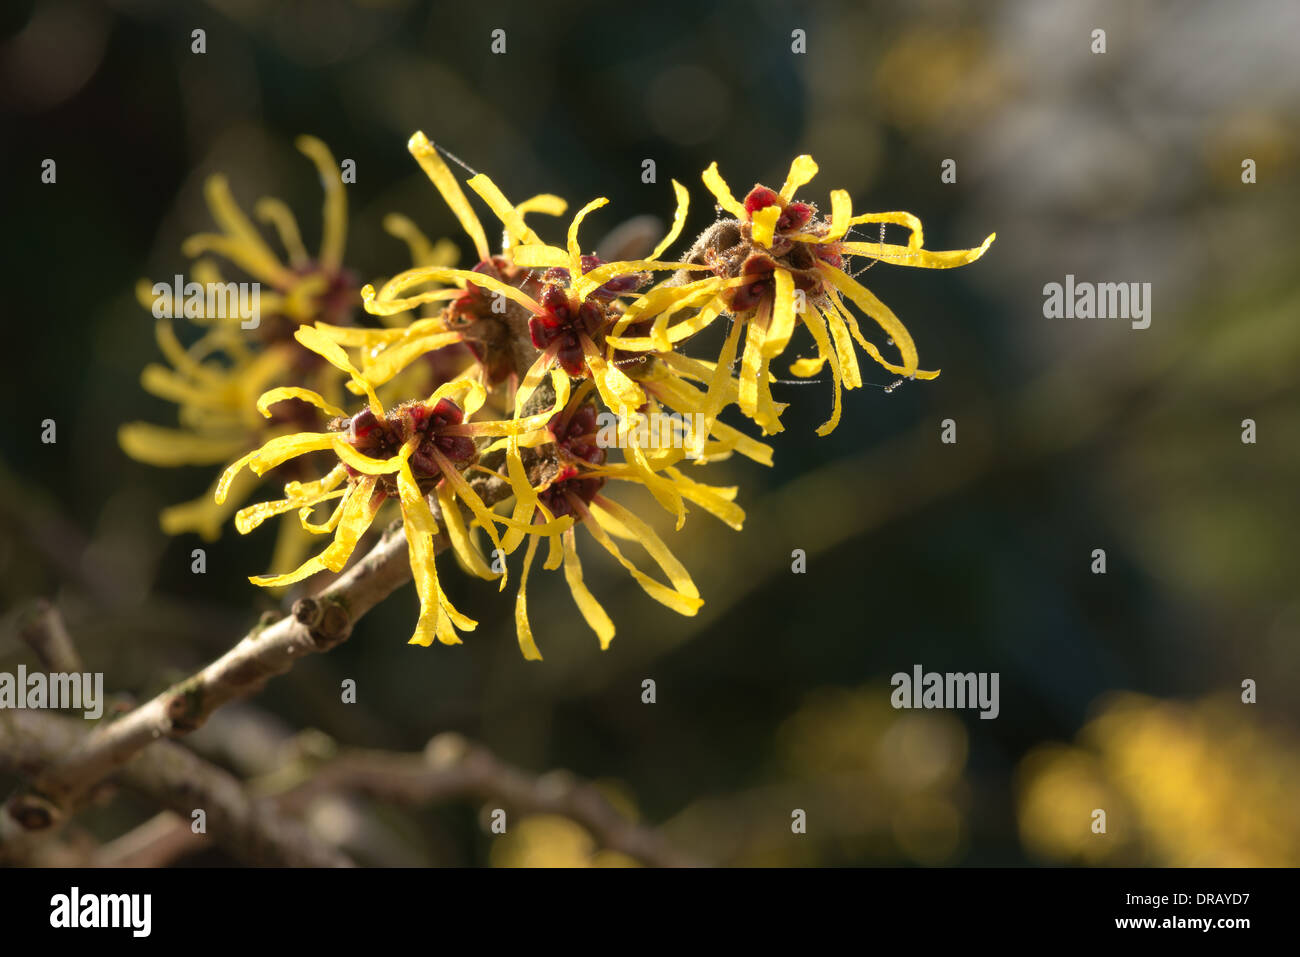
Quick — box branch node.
[6,793,60,831]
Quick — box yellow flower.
[499,390,731,661]
[180,135,355,331]
[354,136,764,659]
[344,131,572,390]
[120,136,361,572]
[609,155,995,437]
[218,324,572,647]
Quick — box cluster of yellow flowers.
[122,132,993,658]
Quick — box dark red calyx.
[743,186,782,215]
[528,285,607,375]
[777,202,814,232]
[446,256,511,324]
[538,403,607,517]
[726,253,778,311]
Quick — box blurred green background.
[1,0,1298,866]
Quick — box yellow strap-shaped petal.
[397,459,469,646]
[624,440,686,530]
[568,197,609,277]
[184,174,294,287]
[562,528,615,649]
[509,244,569,269]
[296,135,347,271]
[515,193,568,218]
[613,274,725,331]
[383,213,435,268]
[318,475,380,572]
[513,534,544,660]
[363,267,541,317]
[606,288,733,351]
[511,346,558,420]
[426,373,489,418]
[691,311,744,457]
[800,305,843,436]
[702,161,747,219]
[216,431,335,504]
[248,552,333,588]
[254,197,309,267]
[764,268,798,358]
[819,263,918,376]
[310,318,439,347]
[838,232,995,269]
[330,434,414,475]
[826,289,941,381]
[780,155,819,200]
[571,258,708,303]
[408,131,490,261]
[648,180,690,261]
[437,480,497,581]
[248,477,376,585]
[154,318,220,384]
[822,189,852,242]
[236,496,302,535]
[283,463,348,503]
[541,503,565,570]
[750,204,780,249]
[294,325,384,417]
[646,365,774,466]
[430,447,508,589]
[820,302,862,389]
[299,492,347,534]
[582,336,646,410]
[256,386,346,419]
[662,467,745,530]
[360,331,464,387]
[466,173,543,247]
[583,496,703,615]
[847,210,925,246]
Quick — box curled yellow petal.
[801,305,843,436]
[466,173,543,247]
[822,189,852,242]
[582,496,702,616]
[515,193,568,218]
[567,197,609,277]
[363,267,541,317]
[254,197,309,267]
[819,263,918,376]
[408,131,490,262]
[648,179,690,261]
[256,386,345,420]
[294,324,384,417]
[236,496,305,535]
[702,161,746,219]
[571,258,707,304]
[838,232,995,269]
[330,434,414,475]
[295,135,347,271]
